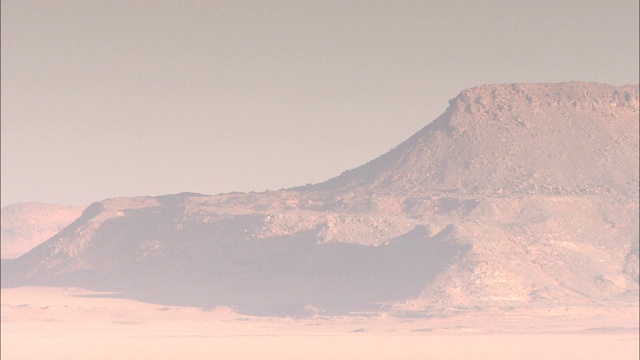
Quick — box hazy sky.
[2,0,638,207]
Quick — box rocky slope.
[319,82,638,196]
[2,82,638,317]
[1,203,84,259]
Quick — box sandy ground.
[2,287,638,360]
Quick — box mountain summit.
[3,82,638,316]
[320,82,638,196]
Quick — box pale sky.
[1,0,638,207]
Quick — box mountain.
[1,203,84,259]
[319,82,638,196]
[2,82,638,317]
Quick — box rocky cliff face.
[3,82,638,317]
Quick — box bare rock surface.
[2,82,638,317]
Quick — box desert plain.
[2,286,637,360]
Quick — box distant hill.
[3,82,638,317]
[1,203,84,259]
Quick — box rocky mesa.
[2,82,638,317]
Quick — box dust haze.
[2,1,639,359]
